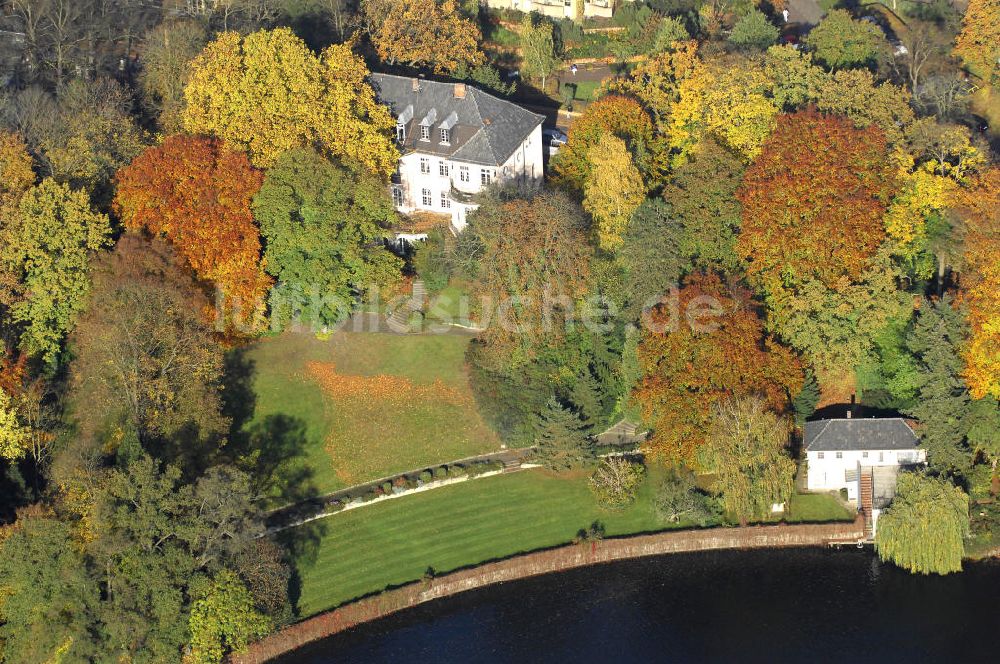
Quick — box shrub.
[381,482,393,494]
[589,457,645,510]
[448,464,466,477]
[392,476,408,489]
[434,466,448,479]
[653,469,719,526]
[419,470,433,484]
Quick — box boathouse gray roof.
[804,418,919,452]
[369,73,544,167]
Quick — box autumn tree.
[0,131,34,211]
[876,471,969,575]
[551,95,657,192]
[669,56,779,163]
[363,0,483,75]
[519,15,559,93]
[0,386,29,461]
[462,190,592,373]
[10,79,149,204]
[804,9,885,71]
[252,148,403,329]
[707,395,796,525]
[138,20,209,132]
[0,179,112,363]
[68,235,229,467]
[815,69,914,145]
[113,135,271,334]
[604,40,699,136]
[737,109,897,290]
[952,167,1000,399]
[583,134,646,252]
[183,28,398,173]
[954,0,1000,84]
[632,273,803,466]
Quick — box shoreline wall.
[233,518,865,663]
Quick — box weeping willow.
[875,472,969,575]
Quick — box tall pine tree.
[533,397,594,471]
[904,296,973,477]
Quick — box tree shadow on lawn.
[222,347,328,616]
[222,347,322,507]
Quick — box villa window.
[396,122,406,143]
[391,187,403,207]
[481,169,493,185]
[440,127,450,145]
[441,191,451,209]
[459,165,470,182]
[439,161,449,177]
[862,452,868,458]
[836,452,843,459]
[879,452,884,462]
[420,158,430,174]
[817,452,824,459]
[421,188,432,206]
[420,124,430,141]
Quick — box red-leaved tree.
[632,273,803,466]
[737,108,897,290]
[113,135,271,333]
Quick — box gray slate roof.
[805,418,919,452]
[370,73,544,167]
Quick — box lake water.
[279,547,1000,663]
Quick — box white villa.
[804,416,926,536]
[482,0,622,20]
[370,73,545,235]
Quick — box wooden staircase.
[860,468,874,540]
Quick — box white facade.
[806,448,925,501]
[483,0,620,20]
[390,122,543,234]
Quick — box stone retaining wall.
[233,517,865,663]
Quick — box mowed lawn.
[243,331,500,494]
[289,468,670,616]
[288,469,855,617]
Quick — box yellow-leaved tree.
[0,132,35,211]
[583,134,646,252]
[954,0,1000,84]
[0,387,29,461]
[183,28,398,174]
[952,168,1000,399]
[669,58,778,164]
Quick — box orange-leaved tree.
[952,167,1000,399]
[632,273,803,467]
[113,135,271,334]
[737,108,897,290]
[550,95,657,192]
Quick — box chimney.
[411,78,420,92]
[846,410,852,419]
[453,83,466,99]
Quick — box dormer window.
[420,124,430,141]
[440,127,450,145]
[418,108,437,142]
[395,104,413,144]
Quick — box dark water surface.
[279,547,1000,663]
